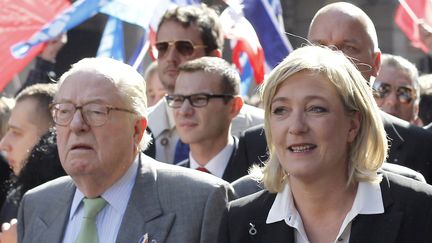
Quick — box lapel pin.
[249,223,257,235]
[138,233,148,243]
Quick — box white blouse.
[266,181,384,243]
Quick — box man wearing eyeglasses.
[373,54,421,125]
[146,4,264,164]
[17,57,234,243]
[167,57,253,182]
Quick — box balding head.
[308,2,381,82]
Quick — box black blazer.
[0,155,11,210]
[381,112,432,181]
[178,137,254,183]
[219,172,432,243]
[238,111,432,184]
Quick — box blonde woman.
[219,45,432,243]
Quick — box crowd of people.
[0,2,432,243]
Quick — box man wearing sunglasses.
[168,57,254,182]
[373,54,421,124]
[146,4,264,164]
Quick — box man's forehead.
[9,101,38,130]
[156,20,201,40]
[56,73,122,104]
[175,71,221,91]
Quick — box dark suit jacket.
[18,154,234,243]
[0,154,11,210]
[178,137,254,183]
[219,172,432,243]
[239,111,432,184]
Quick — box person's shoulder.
[424,122,432,132]
[147,100,168,121]
[23,176,73,201]
[147,100,171,135]
[381,171,432,201]
[230,189,274,210]
[142,155,230,189]
[237,104,264,120]
[232,174,264,198]
[242,124,265,137]
[148,99,167,114]
[380,163,426,182]
[227,190,275,221]
[382,112,432,140]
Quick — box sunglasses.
[154,40,207,58]
[372,81,416,104]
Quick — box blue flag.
[242,0,292,68]
[97,16,125,62]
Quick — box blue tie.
[174,139,189,164]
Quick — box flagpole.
[133,38,150,70]
[398,0,419,23]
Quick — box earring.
[282,170,290,182]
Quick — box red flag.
[220,5,265,84]
[394,0,432,53]
[0,0,70,92]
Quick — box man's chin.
[161,80,175,93]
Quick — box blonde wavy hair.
[258,45,387,193]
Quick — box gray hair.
[57,57,150,149]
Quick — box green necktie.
[75,197,107,243]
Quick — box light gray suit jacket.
[17,154,235,243]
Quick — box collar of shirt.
[266,181,384,242]
[166,100,176,130]
[189,136,234,178]
[147,99,176,138]
[69,155,139,220]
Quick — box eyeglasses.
[50,103,135,127]
[165,93,234,108]
[372,81,416,104]
[154,40,206,58]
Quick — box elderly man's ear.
[230,96,244,119]
[134,118,148,145]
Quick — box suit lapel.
[36,179,75,243]
[250,220,294,243]
[350,177,403,243]
[116,154,175,243]
[382,112,405,164]
[222,136,249,182]
[242,191,295,243]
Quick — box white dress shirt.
[62,156,139,243]
[189,136,234,178]
[266,181,384,243]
